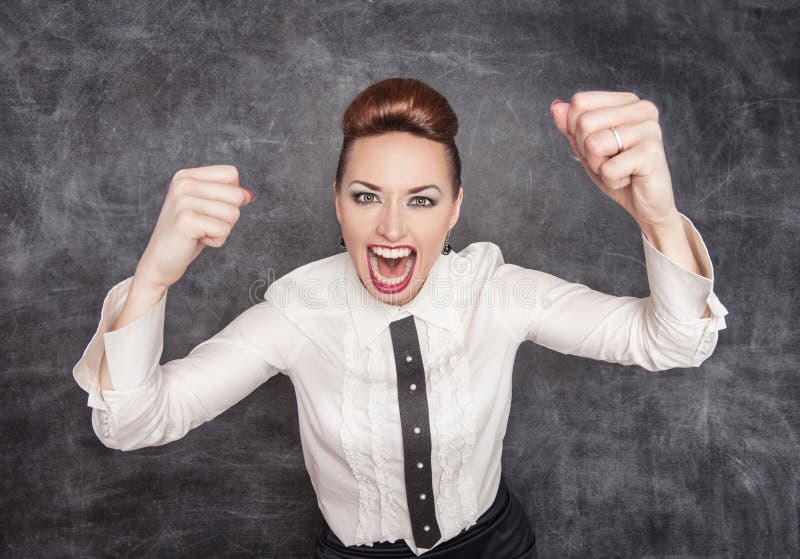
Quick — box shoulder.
[444,241,507,282]
[435,241,518,314]
[448,242,548,344]
[225,251,351,367]
[263,251,352,318]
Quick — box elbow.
[641,356,709,373]
[94,435,131,452]
[91,408,132,451]
[638,359,687,373]
[89,392,174,452]
[91,424,162,452]
[641,327,721,372]
[621,299,726,373]
[91,420,126,451]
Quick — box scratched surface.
[2,1,798,557]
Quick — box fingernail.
[244,188,255,203]
[550,99,565,110]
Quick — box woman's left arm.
[486,91,729,371]
[550,92,713,316]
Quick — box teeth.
[369,252,415,286]
[370,246,413,259]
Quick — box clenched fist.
[550,92,678,232]
[135,164,255,290]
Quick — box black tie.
[388,315,441,549]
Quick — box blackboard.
[2,1,798,557]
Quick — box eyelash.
[351,192,436,208]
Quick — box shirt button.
[413,427,421,434]
[406,355,413,362]
[409,383,417,391]
[417,461,424,469]
[423,525,430,532]
[419,493,426,500]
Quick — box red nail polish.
[244,188,255,202]
[550,99,565,110]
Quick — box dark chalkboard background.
[2,1,798,557]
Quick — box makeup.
[366,244,417,294]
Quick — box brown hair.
[334,77,461,199]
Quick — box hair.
[334,77,461,200]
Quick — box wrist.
[131,271,169,299]
[109,272,169,333]
[639,210,683,251]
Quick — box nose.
[376,200,407,241]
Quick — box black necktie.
[388,315,441,549]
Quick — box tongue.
[378,255,408,278]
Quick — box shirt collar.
[343,251,460,348]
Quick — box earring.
[441,230,452,255]
[339,236,347,250]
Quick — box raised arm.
[100,163,256,393]
[71,164,310,451]
[485,93,729,370]
[549,92,705,272]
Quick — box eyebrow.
[348,180,442,195]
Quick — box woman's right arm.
[99,163,256,394]
[73,276,303,452]
[71,164,307,451]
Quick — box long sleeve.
[491,212,729,371]
[71,276,306,451]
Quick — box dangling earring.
[339,236,347,250]
[441,230,452,255]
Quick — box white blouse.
[72,212,728,556]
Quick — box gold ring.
[610,126,624,154]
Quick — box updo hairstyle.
[334,77,462,200]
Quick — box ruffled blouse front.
[339,302,478,545]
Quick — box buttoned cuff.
[642,212,729,329]
[71,276,167,412]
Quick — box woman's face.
[334,131,463,307]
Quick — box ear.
[448,187,463,230]
[333,179,342,225]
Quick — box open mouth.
[366,245,417,294]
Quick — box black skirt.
[315,474,537,558]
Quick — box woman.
[72,78,728,558]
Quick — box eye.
[352,192,378,205]
[410,196,435,208]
